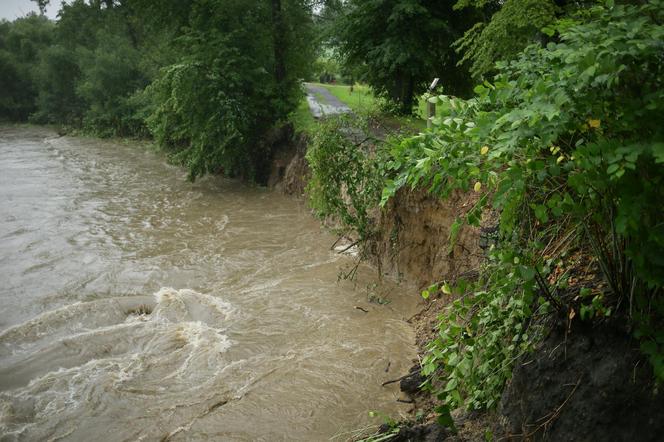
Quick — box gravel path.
[304,83,351,118]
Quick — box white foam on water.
[214,214,229,232]
[0,288,235,441]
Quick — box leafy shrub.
[453,0,559,79]
[146,46,262,180]
[306,116,384,242]
[382,0,664,421]
[146,0,313,181]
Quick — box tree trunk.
[271,0,286,86]
[402,74,414,114]
[396,73,414,115]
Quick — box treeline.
[0,0,314,181]
[0,0,655,183]
[318,0,580,114]
[1,0,596,181]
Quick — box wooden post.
[427,78,439,130]
[426,101,436,130]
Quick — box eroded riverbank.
[0,125,419,441]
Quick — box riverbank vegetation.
[1,0,314,181]
[2,0,663,437]
[306,0,664,434]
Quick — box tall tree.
[0,14,53,120]
[145,0,314,181]
[454,0,561,79]
[336,0,480,114]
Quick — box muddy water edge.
[0,125,420,441]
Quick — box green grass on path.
[289,83,436,135]
[313,83,378,114]
[316,83,434,131]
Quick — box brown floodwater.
[0,126,418,441]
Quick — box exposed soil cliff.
[268,131,310,196]
[369,188,483,289]
[269,132,485,290]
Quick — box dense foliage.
[0,14,53,120]
[146,0,313,180]
[453,0,560,79]
[334,0,480,114]
[306,116,384,242]
[379,0,664,423]
[32,0,149,135]
[0,0,314,181]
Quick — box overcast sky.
[0,0,60,21]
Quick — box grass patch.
[316,82,430,132]
[382,114,428,133]
[314,82,379,114]
[291,83,431,136]
[289,97,317,134]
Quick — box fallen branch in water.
[381,368,421,387]
[337,239,360,254]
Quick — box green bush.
[306,116,384,242]
[381,0,664,423]
[146,17,276,181]
[0,14,53,120]
[146,0,313,181]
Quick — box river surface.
[0,126,418,441]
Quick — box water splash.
[0,288,234,441]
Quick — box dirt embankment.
[501,319,664,441]
[268,130,485,290]
[369,187,483,289]
[268,131,664,441]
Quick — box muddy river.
[0,126,418,441]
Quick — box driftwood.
[381,367,421,387]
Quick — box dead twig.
[525,376,581,438]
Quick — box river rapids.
[0,126,417,441]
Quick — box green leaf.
[531,204,549,223]
[435,405,457,431]
[541,26,555,37]
[519,266,536,282]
